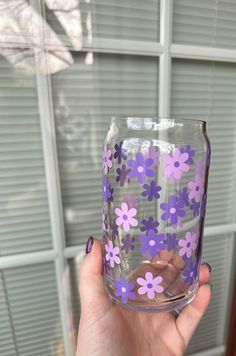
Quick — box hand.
[76,238,211,356]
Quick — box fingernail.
[85,236,94,254]
[206,282,213,291]
[202,262,212,273]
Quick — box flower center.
[196,186,199,191]
[137,166,144,173]
[170,208,176,214]
[123,215,128,220]
[121,287,127,293]
[109,252,113,257]
[149,239,156,246]
[147,283,153,289]
[186,242,191,248]
[190,271,194,277]
[174,161,180,168]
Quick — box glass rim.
[110,116,207,125]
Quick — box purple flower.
[139,230,165,257]
[116,165,130,187]
[146,146,160,166]
[180,145,195,165]
[114,276,135,304]
[111,219,119,240]
[103,176,112,201]
[105,240,121,268]
[137,272,164,299]
[177,187,190,207]
[103,145,112,174]
[121,234,135,254]
[178,231,198,258]
[141,181,161,201]
[114,141,127,164]
[140,217,159,234]
[188,174,204,202]
[183,261,198,285]
[115,202,138,232]
[201,193,207,218]
[160,195,186,225]
[163,148,189,181]
[190,199,200,217]
[164,233,178,251]
[128,152,155,184]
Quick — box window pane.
[51,52,159,246]
[171,59,236,227]
[0,56,52,256]
[173,0,236,50]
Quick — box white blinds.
[0,57,52,256]
[173,0,236,49]
[52,52,159,246]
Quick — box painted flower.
[111,219,119,240]
[164,233,178,251]
[139,230,165,257]
[178,231,198,258]
[115,202,138,232]
[163,148,189,181]
[180,145,195,165]
[190,199,200,217]
[188,174,204,202]
[160,195,186,225]
[102,212,108,232]
[146,146,160,166]
[142,181,161,201]
[116,165,130,187]
[201,193,207,218]
[121,234,135,254]
[105,240,121,268]
[114,141,127,164]
[103,176,112,201]
[183,261,198,285]
[103,145,112,174]
[137,272,164,299]
[140,217,159,234]
[114,276,135,304]
[128,152,155,184]
[177,187,190,207]
[124,195,139,209]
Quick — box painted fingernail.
[85,236,94,254]
[202,262,212,273]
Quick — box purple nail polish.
[85,236,94,254]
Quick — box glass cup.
[102,117,211,312]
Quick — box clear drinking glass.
[102,117,211,312]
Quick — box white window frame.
[0,0,236,355]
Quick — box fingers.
[199,263,211,285]
[176,284,212,346]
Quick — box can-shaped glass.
[102,117,211,312]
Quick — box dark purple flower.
[114,141,127,164]
[114,276,135,304]
[180,145,195,165]
[183,261,198,285]
[141,181,161,201]
[116,165,130,187]
[140,217,159,234]
[103,177,112,201]
[201,193,207,218]
[121,234,135,254]
[164,233,178,251]
[190,199,200,217]
[160,195,186,225]
[128,152,155,184]
[177,187,190,207]
[139,230,166,257]
[111,219,119,240]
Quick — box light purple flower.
[103,176,112,200]
[103,145,112,174]
[124,195,139,209]
[188,174,204,202]
[146,146,160,166]
[142,181,161,201]
[116,164,130,187]
[178,231,198,258]
[163,148,189,181]
[139,230,165,257]
[114,276,135,304]
[137,272,164,299]
[164,233,178,251]
[201,193,207,218]
[183,261,198,285]
[128,152,155,184]
[121,234,135,254]
[111,219,118,240]
[140,217,159,234]
[160,195,185,225]
[180,145,195,165]
[105,240,121,268]
[115,202,138,232]
[114,141,127,164]
[190,199,200,217]
[177,187,190,207]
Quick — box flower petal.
[129,217,138,227]
[147,289,155,299]
[181,163,189,172]
[128,208,137,218]
[137,277,146,286]
[121,202,128,213]
[123,221,130,232]
[114,255,121,265]
[115,208,122,217]
[172,148,181,160]
[116,217,123,226]
[153,276,163,284]
[138,286,147,295]
[145,272,153,282]
[113,247,119,255]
